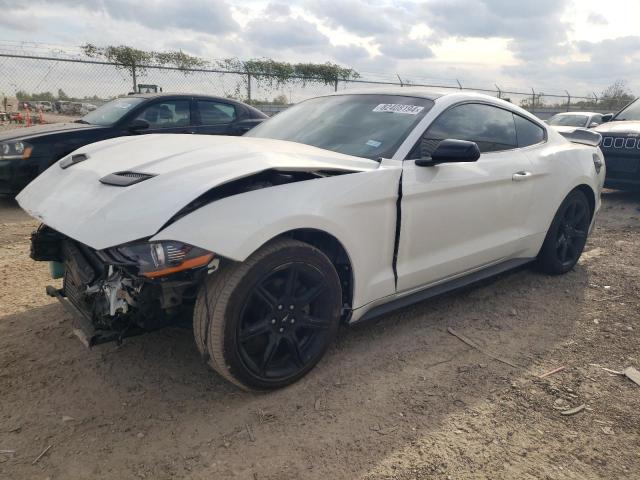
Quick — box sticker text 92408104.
[372,104,425,115]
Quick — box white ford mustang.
[18,89,605,390]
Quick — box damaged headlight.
[115,241,214,278]
[0,141,33,160]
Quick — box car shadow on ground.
[0,260,592,479]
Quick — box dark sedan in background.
[594,98,640,190]
[0,93,267,196]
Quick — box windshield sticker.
[366,139,382,148]
[372,104,424,115]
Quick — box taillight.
[592,152,604,174]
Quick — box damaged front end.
[31,225,217,347]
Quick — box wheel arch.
[573,183,596,220]
[266,228,354,319]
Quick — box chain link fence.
[0,52,635,122]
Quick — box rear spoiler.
[558,128,602,147]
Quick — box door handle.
[512,171,533,182]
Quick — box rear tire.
[537,190,591,275]
[193,238,342,390]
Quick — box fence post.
[495,84,502,99]
[334,78,338,92]
[247,72,251,101]
[565,90,571,112]
[531,88,536,112]
[132,64,137,93]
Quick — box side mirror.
[601,114,613,123]
[588,122,599,128]
[415,139,481,167]
[128,119,150,132]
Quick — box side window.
[410,103,517,158]
[514,114,545,148]
[197,101,236,125]
[591,114,603,125]
[134,101,190,128]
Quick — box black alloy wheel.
[193,238,342,390]
[555,197,589,268]
[538,189,591,275]
[237,262,334,381]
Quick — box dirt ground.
[0,190,639,480]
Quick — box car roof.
[326,86,450,100]
[128,92,237,101]
[320,86,545,125]
[552,111,600,116]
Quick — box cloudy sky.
[1,0,639,96]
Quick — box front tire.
[193,238,342,390]
[537,190,591,275]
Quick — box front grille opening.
[601,136,640,150]
[99,171,156,187]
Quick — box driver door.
[396,103,535,292]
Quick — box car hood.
[17,134,378,250]
[0,122,105,142]
[594,120,640,134]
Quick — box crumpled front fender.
[152,167,402,309]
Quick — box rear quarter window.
[514,115,545,148]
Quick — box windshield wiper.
[74,119,91,124]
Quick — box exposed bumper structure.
[45,285,135,347]
[32,225,206,347]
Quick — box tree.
[600,80,634,110]
[272,94,288,105]
[58,89,69,100]
[80,44,361,102]
[81,44,207,92]
[217,57,360,101]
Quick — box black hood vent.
[99,171,156,187]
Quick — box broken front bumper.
[46,285,138,347]
[31,225,204,347]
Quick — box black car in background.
[0,93,267,196]
[594,98,640,190]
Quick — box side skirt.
[352,257,533,324]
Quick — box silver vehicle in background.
[547,112,606,130]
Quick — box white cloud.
[0,0,638,96]
[587,12,608,25]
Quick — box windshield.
[548,114,588,127]
[246,94,434,159]
[81,97,145,126]
[614,99,640,121]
